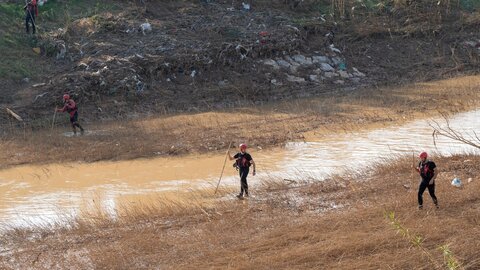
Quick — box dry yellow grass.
[1,75,479,169]
[1,154,479,269]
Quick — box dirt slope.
[1,0,479,125]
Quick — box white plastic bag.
[451,178,462,188]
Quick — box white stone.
[263,59,280,70]
[270,79,283,86]
[309,75,320,82]
[284,55,300,66]
[319,63,334,72]
[338,70,352,78]
[311,55,330,64]
[324,72,337,78]
[292,55,313,66]
[276,59,291,69]
[286,75,306,83]
[313,68,322,74]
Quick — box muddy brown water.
[0,110,479,230]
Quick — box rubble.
[29,1,369,114]
[286,75,306,83]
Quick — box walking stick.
[25,1,38,33]
[51,108,57,130]
[214,141,233,195]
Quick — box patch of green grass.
[460,0,480,11]
[0,0,120,81]
[40,0,119,22]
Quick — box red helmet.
[239,143,247,150]
[63,94,70,101]
[419,152,428,159]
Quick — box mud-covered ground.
[1,154,479,269]
[0,75,479,169]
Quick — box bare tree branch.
[429,113,480,150]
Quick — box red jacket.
[58,99,78,117]
[25,0,38,16]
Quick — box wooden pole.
[214,141,233,195]
[51,108,57,130]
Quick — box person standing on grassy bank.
[56,94,85,135]
[228,144,256,199]
[24,0,37,34]
[414,152,439,209]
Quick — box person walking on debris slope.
[228,143,256,199]
[56,94,85,135]
[24,0,37,34]
[414,152,439,210]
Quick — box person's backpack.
[233,153,251,170]
[419,161,435,179]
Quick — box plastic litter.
[451,178,462,187]
[140,23,152,35]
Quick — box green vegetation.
[0,3,33,79]
[386,211,463,270]
[0,0,119,80]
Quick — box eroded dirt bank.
[1,75,479,168]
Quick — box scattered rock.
[311,55,330,64]
[263,59,280,70]
[284,55,299,66]
[286,75,306,83]
[276,59,292,70]
[270,79,283,86]
[308,74,320,82]
[334,80,345,84]
[338,70,351,79]
[313,68,323,75]
[218,80,228,87]
[292,55,313,66]
[319,63,334,72]
[323,72,337,78]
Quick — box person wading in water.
[228,143,256,199]
[56,94,85,135]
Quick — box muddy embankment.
[2,0,479,124]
